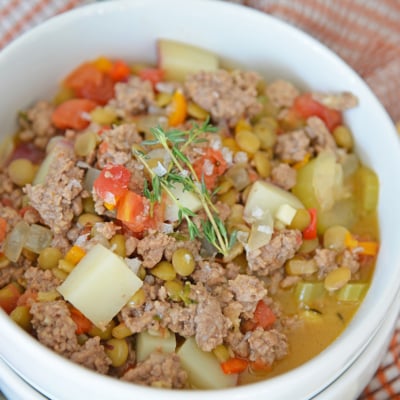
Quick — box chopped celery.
[336,283,368,302]
[136,330,176,362]
[354,166,379,214]
[177,337,237,389]
[317,198,357,234]
[294,282,326,305]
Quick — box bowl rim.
[1,0,400,399]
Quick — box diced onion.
[24,224,53,254]
[4,221,30,262]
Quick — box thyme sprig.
[133,120,234,256]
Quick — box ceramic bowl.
[0,1,399,399]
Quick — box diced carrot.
[64,62,114,105]
[193,148,227,190]
[109,60,131,82]
[345,232,379,256]
[70,306,93,334]
[92,56,113,73]
[138,67,164,86]
[0,283,22,314]
[0,217,7,243]
[293,153,311,170]
[302,208,318,240]
[249,359,272,372]
[65,246,86,265]
[168,90,187,127]
[52,98,97,130]
[117,191,165,234]
[221,357,249,374]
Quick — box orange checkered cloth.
[0,1,399,399]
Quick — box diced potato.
[164,182,202,222]
[177,337,237,389]
[136,330,176,362]
[57,244,142,329]
[292,151,343,212]
[158,39,218,82]
[244,180,303,223]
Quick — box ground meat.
[274,129,311,162]
[23,267,61,292]
[93,222,119,240]
[18,101,56,149]
[121,306,158,334]
[137,232,174,269]
[0,205,22,238]
[247,327,288,365]
[246,229,302,276]
[109,77,154,118]
[0,264,26,288]
[192,260,227,287]
[22,207,41,224]
[225,330,250,359]
[193,286,230,351]
[122,351,187,389]
[125,236,139,256]
[96,124,142,168]
[25,145,84,235]
[223,301,243,328]
[270,163,297,190]
[306,116,337,153]
[266,79,300,109]
[311,91,358,111]
[166,303,197,338]
[314,248,338,278]
[70,337,111,375]
[338,249,360,275]
[0,173,23,209]
[30,300,79,356]
[228,274,267,317]
[185,70,262,126]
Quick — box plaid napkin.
[0,1,399,399]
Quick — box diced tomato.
[138,68,164,87]
[221,357,249,374]
[291,93,342,132]
[109,60,131,82]
[302,208,318,240]
[0,283,22,314]
[93,164,132,208]
[52,98,97,130]
[193,148,227,190]
[242,300,276,332]
[70,306,93,334]
[17,288,37,308]
[64,62,114,105]
[253,300,276,330]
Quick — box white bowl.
[0,1,400,399]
